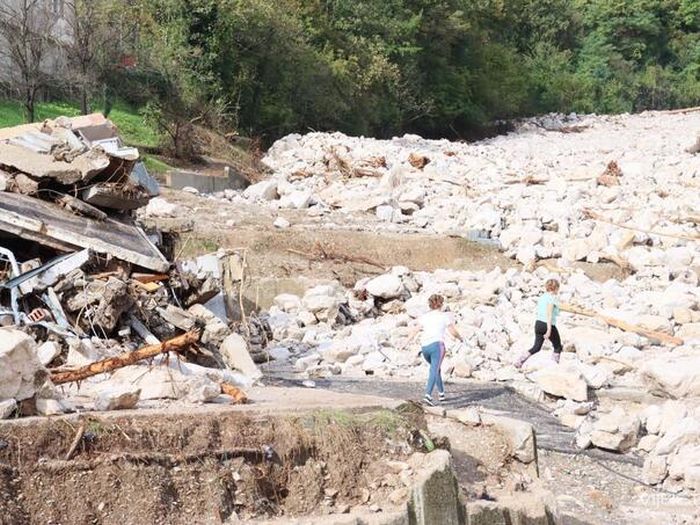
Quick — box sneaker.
[423,395,435,407]
[514,353,530,369]
[552,353,561,363]
[438,392,446,403]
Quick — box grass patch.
[142,154,172,174]
[0,99,162,148]
[310,409,408,436]
[0,100,81,128]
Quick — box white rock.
[376,205,395,222]
[219,334,262,380]
[0,329,45,401]
[677,323,700,343]
[244,180,279,201]
[641,354,700,398]
[274,294,302,314]
[94,386,141,411]
[366,274,405,299]
[36,341,61,366]
[642,455,668,485]
[0,399,17,419]
[529,365,588,401]
[281,190,312,209]
[182,186,199,194]
[35,398,73,416]
[273,217,290,229]
[654,417,700,455]
[143,197,181,218]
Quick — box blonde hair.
[545,279,560,293]
[428,294,444,310]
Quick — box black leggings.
[529,320,562,355]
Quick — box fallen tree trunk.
[560,303,683,346]
[50,331,200,384]
[583,209,699,242]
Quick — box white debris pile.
[213,111,698,271]
[259,263,700,491]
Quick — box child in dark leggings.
[516,279,563,367]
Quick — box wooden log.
[50,331,200,385]
[583,209,699,242]
[560,303,683,346]
[221,382,248,404]
[65,422,86,460]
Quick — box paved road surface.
[267,372,642,466]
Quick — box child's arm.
[448,323,464,343]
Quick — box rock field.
[215,110,700,493]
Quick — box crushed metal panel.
[18,249,91,296]
[130,162,160,197]
[0,192,170,272]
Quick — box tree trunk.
[50,331,201,384]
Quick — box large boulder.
[529,365,588,402]
[0,329,45,401]
[243,179,278,201]
[365,273,405,300]
[641,355,700,399]
[654,417,700,456]
[590,408,640,452]
[219,334,263,381]
[301,286,342,322]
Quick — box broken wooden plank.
[583,209,700,242]
[560,303,683,346]
[0,192,170,272]
[50,331,200,384]
[220,382,248,404]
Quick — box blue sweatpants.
[421,341,445,396]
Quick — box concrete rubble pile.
[214,111,698,274]
[259,261,700,491]
[0,116,263,419]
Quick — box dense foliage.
[12,0,700,145]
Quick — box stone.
[273,217,290,229]
[449,407,481,426]
[366,273,405,299]
[219,334,263,380]
[0,329,45,401]
[280,190,311,209]
[591,412,639,452]
[452,360,473,378]
[677,323,700,342]
[529,365,588,401]
[36,341,61,366]
[641,355,700,398]
[274,293,302,313]
[637,434,660,452]
[482,414,537,464]
[376,205,395,222]
[94,386,141,411]
[654,417,700,456]
[184,375,221,403]
[243,179,278,200]
[409,450,461,525]
[0,399,17,419]
[188,304,230,345]
[35,398,73,416]
[143,197,181,218]
[643,455,668,485]
[672,308,693,325]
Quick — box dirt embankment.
[0,407,428,524]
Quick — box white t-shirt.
[419,310,452,346]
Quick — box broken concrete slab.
[0,192,169,272]
[0,142,110,184]
[0,329,45,401]
[82,183,150,210]
[219,333,263,380]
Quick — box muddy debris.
[0,116,266,419]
